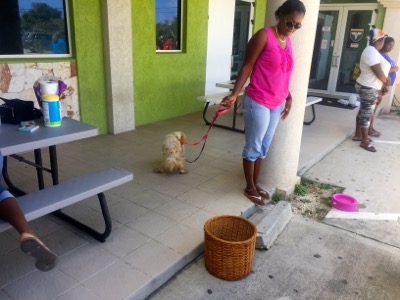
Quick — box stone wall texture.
[0,62,80,120]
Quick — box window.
[155,0,182,52]
[0,0,71,58]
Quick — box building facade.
[0,0,398,134]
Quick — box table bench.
[197,93,323,131]
[0,167,133,242]
[197,91,244,133]
[304,96,323,125]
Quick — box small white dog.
[154,131,188,174]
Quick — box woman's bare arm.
[221,28,267,106]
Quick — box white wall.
[382,7,400,113]
[205,0,235,95]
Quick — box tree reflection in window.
[156,0,182,52]
[0,0,70,57]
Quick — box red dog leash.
[181,103,231,163]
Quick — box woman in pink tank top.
[221,0,306,206]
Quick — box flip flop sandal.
[368,130,381,137]
[244,189,265,206]
[255,185,271,200]
[352,137,372,142]
[360,143,377,152]
[21,236,58,272]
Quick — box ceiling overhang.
[378,0,400,8]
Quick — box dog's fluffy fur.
[154,131,188,174]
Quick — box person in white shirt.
[352,28,391,152]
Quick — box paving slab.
[148,215,400,300]
[249,201,292,250]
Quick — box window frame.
[156,0,183,53]
[0,0,72,59]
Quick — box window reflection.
[0,0,70,57]
[156,0,181,52]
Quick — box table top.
[216,79,250,90]
[306,96,323,106]
[0,118,98,156]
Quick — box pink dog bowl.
[330,193,358,212]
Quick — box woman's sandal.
[360,143,377,152]
[368,130,381,137]
[352,137,372,142]
[244,188,265,206]
[20,235,58,272]
[255,185,271,200]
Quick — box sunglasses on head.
[285,19,302,30]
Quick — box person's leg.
[352,116,362,140]
[357,86,378,151]
[352,84,363,141]
[0,194,58,271]
[242,94,270,205]
[259,104,282,157]
[253,104,282,199]
[0,196,34,237]
[0,155,32,236]
[243,158,256,192]
[368,91,382,137]
[0,155,57,271]
[253,158,262,188]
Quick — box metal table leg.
[303,104,317,125]
[53,192,112,242]
[49,146,59,185]
[202,102,245,133]
[34,149,45,189]
[5,145,59,191]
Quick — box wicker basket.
[204,215,257,281]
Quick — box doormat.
[316,98,357,110]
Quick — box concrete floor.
[0,103,362,300]
[148,112,400,300]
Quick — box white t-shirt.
[356,45,391,89]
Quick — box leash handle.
[181,103,231,146]
[181,102,232,163]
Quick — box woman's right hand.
[221,94,237,107]
[382,85,389,96]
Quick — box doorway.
[230,0,254,80]
[309,5,376,97]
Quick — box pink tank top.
[246,27,294,109]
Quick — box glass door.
[309,10,340,91]
[230,0,254,80]
[335,10,372,93]
[308,5,375,96]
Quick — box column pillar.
[380,4,400,114]
[259,0,320,195]
[101,0,135,134]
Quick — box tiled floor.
[0,104,357,300]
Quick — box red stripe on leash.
[180,103,231,146]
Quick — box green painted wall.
[1,0,384,132]
[254,0,268,33]
[131,0,209,126]
[71,0,108,134]
[375,4,385,29]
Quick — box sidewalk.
[149,215,400,300]
[0,106,397,300]
[148,112,400,300]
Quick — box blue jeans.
[242,93,282,161]
[0,154,13,202]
